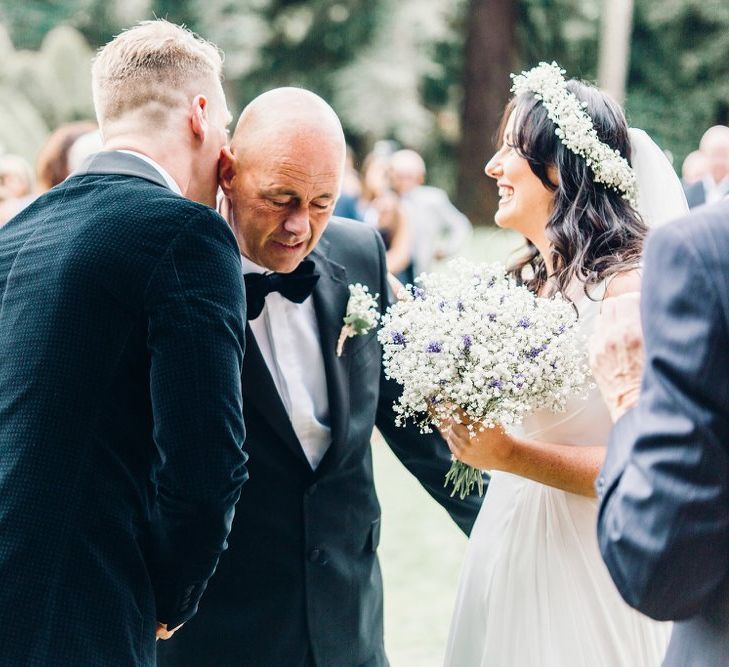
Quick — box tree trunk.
[597,0,634,105]
[457,0,515,227]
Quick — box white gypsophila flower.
[510,61,638,207]
[378,259,590,497]
[336,283,380,357]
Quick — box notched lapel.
[309,244,352,468]
[241,327,311,468]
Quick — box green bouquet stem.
[444,459,485,499]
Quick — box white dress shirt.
[242,256,332,469]
[400,185,472,275]
[702,174,729,205]
[118,150,182,195]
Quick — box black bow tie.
[244,259,320,320]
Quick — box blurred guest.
[389,148,472,274]
[684,125,729,208]
[681,149,709,188]
[0,154,36,226]
[333,146,362,220]
[370,189,413,283]
[36,120,97,192]
[359,150,391,215]
[67,129,104,174]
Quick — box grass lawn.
[374,227,522,666]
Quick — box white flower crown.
[510,61,638,207]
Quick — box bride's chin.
[493,212,510,229]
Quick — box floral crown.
[510,61,638,207]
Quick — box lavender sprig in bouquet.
[378,259,589,499]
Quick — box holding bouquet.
[379,258,589,498]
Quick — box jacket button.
[306,483,318,496]
[308,548,321,562]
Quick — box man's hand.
[589,293,644,422]
[156,622,183,641]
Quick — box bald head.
[232,87,346,158]
[389,149,426,195]
[220,87,347,273]
[700,125,729,153]
[700,125,729,183]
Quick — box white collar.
[241,255,271,275]
[117,150,182,195]
[703,174,729,193]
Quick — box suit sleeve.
[370,230,484,535]
[144,210,248,628]
[597,221,729,621]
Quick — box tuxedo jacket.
[0,152,248,666]
[157,219,484,667]
[597,201,729,666]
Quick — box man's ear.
[190,94,209,142]
[219,145,237,197]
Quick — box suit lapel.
[309,240,351,472]
[241,326,312,469]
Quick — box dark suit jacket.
[683,180,706,209]
[0,152,248,666]
[157,219,483,667]
[597,201,729,666]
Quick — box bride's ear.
[218,145,237,197]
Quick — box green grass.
[373,227,522,666]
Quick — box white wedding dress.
[444,284,671,667]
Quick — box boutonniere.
[336,283,381,357]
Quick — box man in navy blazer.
[0,21,247,666]
[590,201,729,666]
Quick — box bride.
[442,63,684,666]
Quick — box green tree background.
[1,0,727,224]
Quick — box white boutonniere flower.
[336,283,380,357]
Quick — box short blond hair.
[92,20,223,133]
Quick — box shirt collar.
[117,150,182,195]
[703,174,729,193]
[241,255,270,275]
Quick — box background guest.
[370,188,413,283]
[35,120,98,193]
[681,149,709,188]
[684,125,729,208]
[67,129,104,174]
[389,148,472,275]
[0,154,36,226]
[333,144,363,220]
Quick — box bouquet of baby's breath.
[378,259,589,499]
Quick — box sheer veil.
[629,127,689,227]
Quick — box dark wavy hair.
[501,80,646,300]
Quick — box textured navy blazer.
[597,201,729,666]
[0,152,248,666]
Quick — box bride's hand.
[441,410,515,471]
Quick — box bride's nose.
[485,152,502,180]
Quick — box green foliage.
[0,22,95,161]
[1,0,729,188]
[628,0,729,165]
[518,0,601,79]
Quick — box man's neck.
[104,136,189,197]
